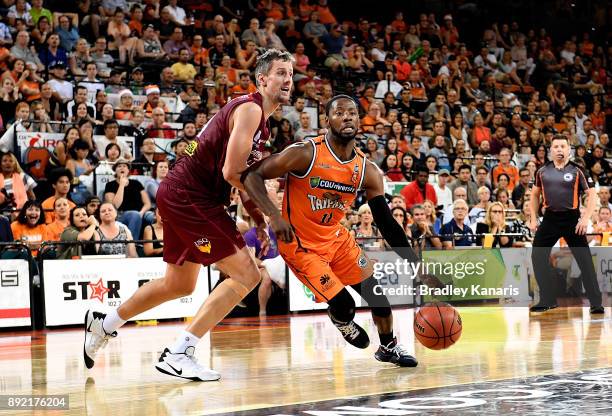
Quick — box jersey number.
[321,213,333,224]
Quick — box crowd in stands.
[0,0,609,263]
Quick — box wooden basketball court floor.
[0,306,610,415]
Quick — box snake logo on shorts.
[358,255,368,269]
[194,238,212,253]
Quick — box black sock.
[379,332,394,347]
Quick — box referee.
[529,135,604,314]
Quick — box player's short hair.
[325,94,359,117]
[254,49,294,87]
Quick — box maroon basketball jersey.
[166,92,269,206]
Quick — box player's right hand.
[270,215,294,243]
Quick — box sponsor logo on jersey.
[309,177,356,193]
[564,173,574,182]
[194,238,212,253]
[185,141,198,157]
[307,192,346,211]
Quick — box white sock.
[102,309,127,334]
[170,330,200,354]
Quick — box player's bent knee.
[225,278,252,298]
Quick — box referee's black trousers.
[531,210,602,307]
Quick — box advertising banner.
[0,260,31,328]
[43,257,209,326]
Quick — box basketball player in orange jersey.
[83,49,294,381]
[244,95,419,366]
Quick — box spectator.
[382,154,403,182]
[147,107,176,140]
[134,24,166,63]
[433,168,453,210]
[422,93,450,130]
[10,31,43,71]
[42,168,76,223]
[132,138,156,176]
[469,186,491,224]
[66,85,95,119]
[96,202,137,257]
[170,48,196,83]
[85,195,101,217]
[97,119,132,160]
[0,76,21,124]
[56,14,79,52]
[89,37,114,77]
[11,200,47,255]
[230,72,257,97]
[314,24,347,71]
[145,160,169,206]
[440,198,474,248]
[391,206,410,236]
[103,159,153,239]
[351,203,382,249]
[475,202,513,247]
[163,26,189,61]
[400,167,438,209]
[449,164,479,205]
[512,168,531,208]
[38,33,68,72]
[243,223,286,316]
[0,151,36,211]
[66,139,94,204]
[46,196,70,241]
[427,135,451,171]
[59,206,99,259]
[46,63,72,104]
[294,112,317,142]
[241,18,267,47]
[143,207,163,256]
[470,112,491,148]
[592,206,612,246]
[410,204,442,249]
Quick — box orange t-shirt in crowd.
[360,115,377,133]
[473,126,491,146]
[11,222,48,255]
[192,47,209,66]
[216,66,239,84]
[230,83,257,97]
[46,220,69,241]
[593,222,612,245]
[491,164,519,191]
[20,79,41,102]
[391,19,406,33]
[42,196,76,224]
[315,5,336,24]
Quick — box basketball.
[414,302,462,350]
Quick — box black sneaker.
[529,303,558,313]
[327,310,370,349]
[375,337,418,367]
[590,306,605,314]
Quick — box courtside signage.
[0,260,31,328]
[43,258,209,326]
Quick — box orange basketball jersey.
[283,135,367,251]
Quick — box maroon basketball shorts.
[156,181,245,266]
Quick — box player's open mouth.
[280,87,290,92]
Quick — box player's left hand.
[256,222,271,257]
[269,214,294,243]
[575,217,589,235]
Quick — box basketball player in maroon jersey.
[83,49,294,381]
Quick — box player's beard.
[330,126,357,144]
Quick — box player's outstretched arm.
[223,102,265,191]
[242,141,313,241]
[362,160,419,263]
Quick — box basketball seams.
[435,303,447,349]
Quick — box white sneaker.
[155,347,220,382]
[83,310,117,369]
